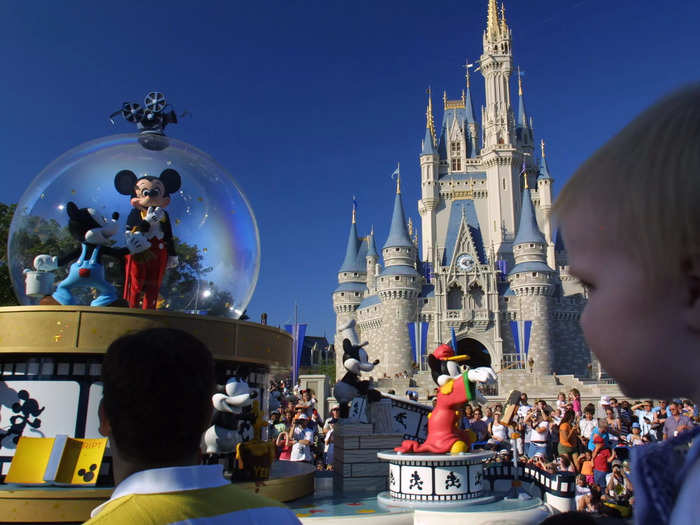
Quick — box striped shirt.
[85,464,301,525]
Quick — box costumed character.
[32,202,149,307]
[203,378,253,461]
[114,168,181,309]
[394,344,496,454]
[333,320,381,419]
[234,399,277,488]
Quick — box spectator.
[556,392,568,420]
[469,407,489,442]
[631,400,655,439]
[558,409,579,470]
[604,407,621,448]
[461,405,474,430]
[323,406,340,433]
[591,434,615,489]
[598,395,612,419]
[323,421,335,468]
[290,414,314,463]
[575,474,592,511]
[87,328,300,524]
[587,419,610,452]
[625,422,646,446]
[487,411,509,450]
[517,392,532,420]
[663,401,695,440]
[269,410,286,440]
[577,450,594,486]
[482,406,494,425]
[526,407,550,459]
[578,407,596,445]
[276,428,293,461]
[568,388,582,418]
[617,400,633,437]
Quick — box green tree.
[0,203,19,305]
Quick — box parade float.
[0,93,313,523]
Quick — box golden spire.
[352,199,356,224]
[518,65,523,96]
[487,0,499,38]
[523,167,529,190]
[500,2,507,32]
[541,139,546,158]
[443,90,447,110]
[464,58,471,89]
[426,86,435,142]
[395,163,401,194]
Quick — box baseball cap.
[632,422,640,429]
[295,413,309,420]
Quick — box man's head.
[597,419,609,432]
[330,406,340,418]
[669,401,681,416]
[520,392,528,405]
[100,328,214,466]
[554,85,700,400]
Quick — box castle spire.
[538,139,553,180]
[463,59,476,124]
[487,0,500,39]
[422,89,437,155]
[394,163,401,194]
[517,66,528,127]
[500,2,507,32]
[367,227,378,258]
[513,178,546,246]
[383,182,412,250]
[339,204,363,272]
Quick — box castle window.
[343,273,347,277]
[529,244,534,247]
[340,293,345,296]
[447,285,463,310]
[395,276,400,281]
[532,273,537,277]
[353,272,358,277]
[503,179,506,190]
[355,292,360,296]
[424,299,428,304]
[451,158,462,171]
[396,248,400,252]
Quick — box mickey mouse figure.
[33,202,149,307]
[333,320,382,419]
[203,378,254,459]
[114,168,181,309]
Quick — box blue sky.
[1,1,699,338]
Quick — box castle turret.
[333,204,368,379]
[508,172,556,375]
[419,90,440,262]
[465,64,479,158]
[377,175,422,377]
[537,139,556,269]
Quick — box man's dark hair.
[102,328,215,463]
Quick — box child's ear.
[682,257,700,332]
[98,399,112,437]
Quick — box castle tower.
[419,90,440,262]
[481,0,514,151]
[508,171,556,375]
[333,204,368,379]
[376,175,422,377]
[465,65,479,159]
[537,140,556,269]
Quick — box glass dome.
[8,133,260,318]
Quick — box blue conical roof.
[538,149,552,180]
[517,91,528,128]
[367,231,378,258]
[465,85,475,124]
[339,221,365,273]
[513,187,546,246]
[421,126,436,155]
[383,191,413,249]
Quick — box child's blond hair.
[553,85,700,284]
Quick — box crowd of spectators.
[456,390,698,518]
[267,378,336,470]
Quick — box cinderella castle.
[333,0,615,397]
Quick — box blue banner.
[407,322,430,365]
[450,326,458,354]
[510,321,520,355]
[523,320,532,357]
[497,260,507,275]
[283,323,307,384]
[423,262,433,284]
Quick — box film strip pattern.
[387,460,486,501]
[484,462,576,498]
[383,393,431,442]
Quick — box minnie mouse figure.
[114,168,181,309]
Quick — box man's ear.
[98,399,112,437]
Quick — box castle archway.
[457,338,491,369]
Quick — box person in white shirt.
[578,408,597,445]
[290,414,314,463]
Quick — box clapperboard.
[382,393,432,443]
